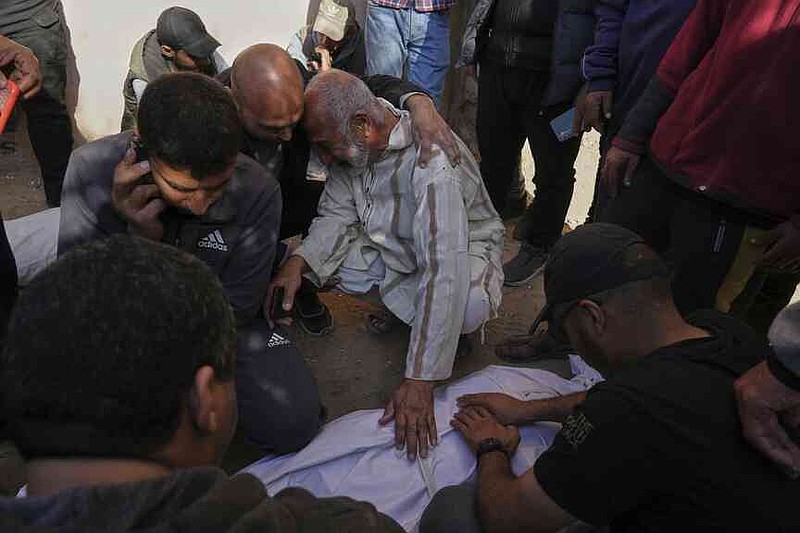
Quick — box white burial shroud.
[244,356,604,532]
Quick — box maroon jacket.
[646,0,800,221]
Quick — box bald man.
[219,44,460,337]
[269,70,504,461]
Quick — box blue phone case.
[550,107,577,143]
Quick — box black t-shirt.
[534,311,800,531]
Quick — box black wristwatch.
[476,437,509,461]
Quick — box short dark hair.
[138,72,242,180]
[1,236,237,459]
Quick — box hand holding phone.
[0,79,20,134]
[111,140,167,241]
[550,107,577,143]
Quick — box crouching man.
[0,236,402,532]
[59,73,322,454]
[269,70,505,461]
[421,224,799,532]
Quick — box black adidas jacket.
[58,131,280,325]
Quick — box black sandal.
[366,307,403,335]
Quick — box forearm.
[362,74,429,109]
[584,0,628,92]
[520,392,587,424]
[614,77,674,152]
[478,453,531,533]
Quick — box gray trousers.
[235,320,323,454]
[420,484,482,533]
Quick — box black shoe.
[503,244,548,287]
[294,279,334,337]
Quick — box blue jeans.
[366,2,451,106]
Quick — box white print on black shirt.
[197,230,229,252]
[561,412,594,450]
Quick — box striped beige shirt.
[296,103,504,381]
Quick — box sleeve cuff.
[399,92,431,110]
[587,78,615,93]
[611,135,647,156]
[767,348,800,392]
[291,249,324,288]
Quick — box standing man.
[269,70,505,462]
[576,0,697,218]
[0,0,73,207]
[288,0,366,75]
[121,6,227,131]
[365,0,455,106]
[601,0,800,333]
[458,0,595,287]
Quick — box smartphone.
[550,107,577,143]
[0,80,20,134]
[130,136,155,185]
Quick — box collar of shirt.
[380,99,414,158]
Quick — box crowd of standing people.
[0,0,798,531]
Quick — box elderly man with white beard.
[268,69,505,462]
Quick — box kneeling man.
[270,70,505,460]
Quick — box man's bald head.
[304,69,391,169]
[231,44,305,143]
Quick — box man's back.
[534,311,799,530]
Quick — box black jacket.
[0,467,404,532]
[459,0,596,107]
[58,132,281,326]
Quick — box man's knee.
[236,323,323,454]
[462,287,492,334]
[420,484,481,533]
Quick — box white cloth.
[244,357,604,532]
[3,208,59,285]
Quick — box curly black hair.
[138,72,242,180]
[1,235,237,459]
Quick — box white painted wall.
[61,1,308,139]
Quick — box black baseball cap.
[156,7,221,59]
[532,223,670,338]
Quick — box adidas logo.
[267,332,292,348]
[197,230,229,252]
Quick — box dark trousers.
[420,484,481,533]
[236,320,323,454]
[4,8,74,207]
[477,60,581,249]
[599,158,799,336]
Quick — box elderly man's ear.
[349,114,372,143]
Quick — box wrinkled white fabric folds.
[244,357,604,531]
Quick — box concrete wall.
[61,1,309,140]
